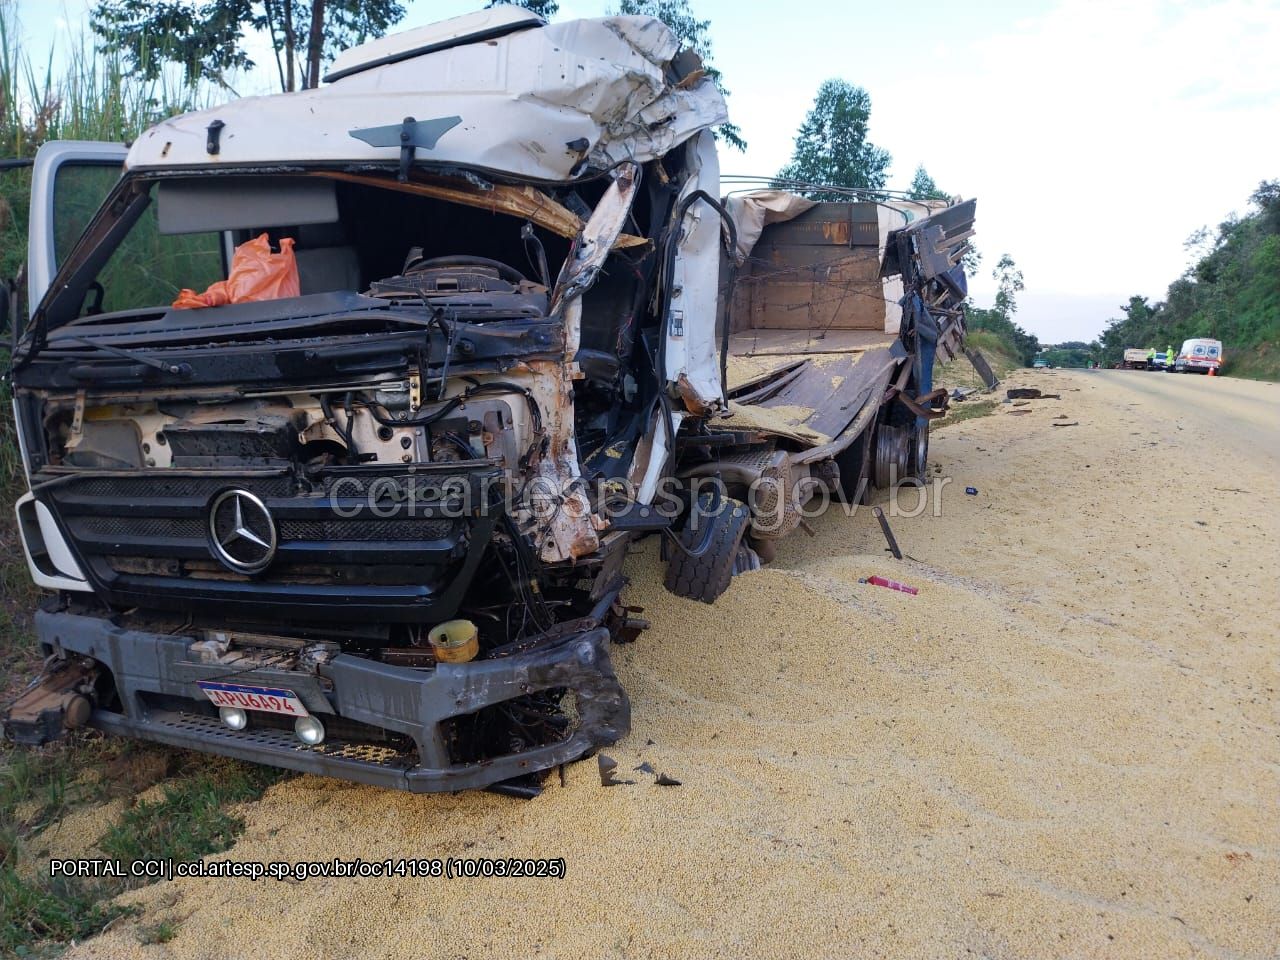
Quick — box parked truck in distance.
[1122,348,1150,370]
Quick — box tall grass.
[1,2,227,639]
[0,2,223,279]
[0,13,304,955]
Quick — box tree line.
[1099,182,1279,376]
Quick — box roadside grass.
[138,919,179,945]
[1,741,135,956]
[0,863,132,955]
[930,330,1021,432]
[1223,341,1280,382]
[1,344,40,707]
[99,759,283,875]
[2,739,284,956]
[962,330,1024,378]
[0,18,277,956]
[933,398,999,430]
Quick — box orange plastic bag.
[172,233,299,309]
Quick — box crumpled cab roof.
[125,11,728,182]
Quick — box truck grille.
[38,469,494,618]
[76,514,455,542]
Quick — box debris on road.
[1006,387,1061,400]
[861,575,919,596]
[598,754,633,787]
[1052,421,1080,427]
[872,506,903,560]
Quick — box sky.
[14,0,1280,343]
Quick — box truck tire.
[878,404,929,486]
[664,494,750,604]
[909,419,930,481]
[834,424,875,504]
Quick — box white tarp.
[723,190,816,263]
[124,11,728,182]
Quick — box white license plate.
[197,681,310,717]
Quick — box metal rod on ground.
[872,506,903,560]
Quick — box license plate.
[197,681,310,717]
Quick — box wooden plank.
[728,328,892,356]
[315,170,648,249]
[754,345,897,440]
[735,226,887,332]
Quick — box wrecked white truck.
[4,8,975,795]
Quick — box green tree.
[966,254,1040,366]
[488,0,559,17]
[1250,179,1280,234]
[91,0,405,92]
[615,0,745,150]
[1096,180,1280,376]
[992,253,1024,319]
[777,79,890,198]
[908,165,948,201]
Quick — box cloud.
[869,0,1280,340]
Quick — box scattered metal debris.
[964,347,1000,390]
[655,773,682,787]
[871,506,903,560]
[598,754,634,787]
[1051,421,1079,427]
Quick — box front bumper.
[34,608,630,792]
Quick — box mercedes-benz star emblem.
[208,489,278,574]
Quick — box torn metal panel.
[880,199,978,282]
[124,14,728,183]
[551,163,642,316]
[663,131,725,412]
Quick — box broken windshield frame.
[15,161,643,370]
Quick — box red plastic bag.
[172,233,299,309]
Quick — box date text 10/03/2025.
[50,858,568,882]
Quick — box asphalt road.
[1092,368,1280,466]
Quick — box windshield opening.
[51,172,593,327]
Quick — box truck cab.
[5,8,974,794]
